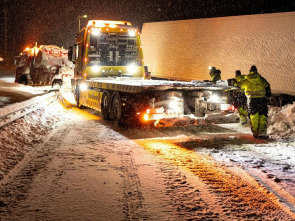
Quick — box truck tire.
[19,74,30,85]
[101,91,111,120]
[52,80,62,90]
[112,93,122,126]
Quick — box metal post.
[78,15,87,32]
[78,18,81,32]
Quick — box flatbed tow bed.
[76,77,235,127]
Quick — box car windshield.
[88,32,140,66]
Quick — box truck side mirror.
[68,46,74,62]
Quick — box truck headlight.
[91,28,100,36]
[129,30,136,36]
[79,83,88,91]
[92,65,100,72]
[127,64,137,73]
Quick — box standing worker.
[234,70,248,125]
[241,65,271,138]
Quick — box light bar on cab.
[87,20,132,28]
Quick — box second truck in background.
[14,44,73,87]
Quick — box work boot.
[240,121,247,125]
[258,131,269,139]
[258,115,268,138]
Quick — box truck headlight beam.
[79,83,88,91]
[92,65,100,72]
[127,64,137,73]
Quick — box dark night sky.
[1,0,295,56]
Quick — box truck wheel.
[52,80,62,90]
[19,74,29,85]
[101,92,111,120]
[112,93,122,126]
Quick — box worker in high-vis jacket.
[240,65,271,138]
[233,70,248,125]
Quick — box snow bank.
[0,92,56,118]
[0,101,66,179]
[268,102,295,140]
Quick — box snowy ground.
[0,100,294,220]
[0,67,295,220]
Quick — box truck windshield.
[88,32,140,66]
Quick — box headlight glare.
[127,64,137,73]
[80,83,88,91]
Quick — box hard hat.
[250,65,257,72]
[235,70,241,77]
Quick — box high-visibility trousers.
[250,113,268,137]
[238,105,248,124]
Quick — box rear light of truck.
[60,51,68,56]
[138,108,165,122]
[44,50,52,54]
[221,104,235,111]
[143,114,149,121]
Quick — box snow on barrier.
[141,12,295,95]
[0,92,58,128]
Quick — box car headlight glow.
[79,83,88,91]
[127,64,137,73]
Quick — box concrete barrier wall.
[141,12,295,94]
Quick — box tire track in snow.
[156,162,226,220]
[134,137,295,220]
[0,122,71,217]
[121,151,148,220]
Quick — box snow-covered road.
[0,100,294,220]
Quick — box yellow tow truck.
[68,20,235,127]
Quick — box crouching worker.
[241,65,271,138]
[209,66,221,83]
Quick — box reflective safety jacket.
[241,72,271,98]
[234,75,246,87]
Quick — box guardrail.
[0,92,58,129]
